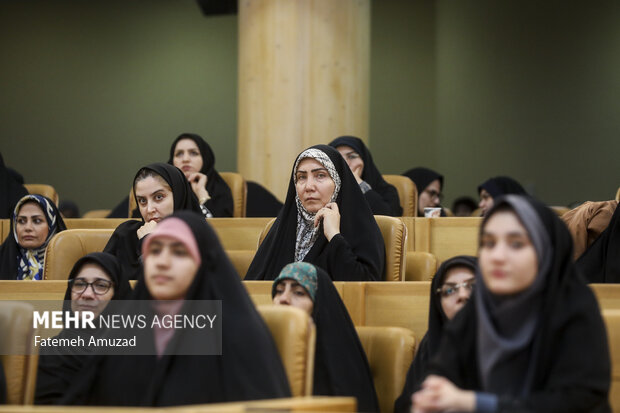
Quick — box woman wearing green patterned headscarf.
[272,262,379,412]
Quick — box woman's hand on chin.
[137,220,158,239]
[314,202,341,241]
[411,375,475,413]
[187,172,210,203]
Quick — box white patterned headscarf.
[293,148,342,262]
[13,195,60,280]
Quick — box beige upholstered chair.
[383,175,417,217]
[356,326,416,413]
[404,252,438,281]
[24,184,59,206]
[0,301,38,405]
[257,305,315,397]
[43,229,113,280]
[81,209,111,218]
[220,172,247,217]
[602,309,620,412]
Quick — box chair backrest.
[383,175,417,217]
[220,172,248,218]
[356,326,415,413]
[0,301,38,405]
[257,305,315,397]
[43,229,113,280]
[259,216,406,281]
[602,309,620,413]
[65,218,136,230]
[81,209,111,218]
[375,216,406,281]
[24,184,59,207]
[405,252,437,281]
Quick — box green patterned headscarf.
[272,262,318,302]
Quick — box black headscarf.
[168,133,234,217]
[103,163,201,280]
[478,176,526,199]
[394,255,477,413]
[329,136,402,216]
[272,263,379,412]
[0,153,28,219]
[64,211,290,406]
[245,145,385,281]
[402,167,443,194]
[35,252,131,405]
[401,167,444,217]
[246,181,284,217]
[577,204,620,283]
[0,195,66,280]
[426,195,610,412]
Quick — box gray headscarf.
[293,148,341,262]
[475,195,552,396]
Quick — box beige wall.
[1,0,618,212]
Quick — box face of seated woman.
[479,210,538,295]
[172,138,203,179]
[144,236,198,300]
[70,263,115,318]
[335,145,364,177]
[295,158,335,214]
[16,201,49,249]
[272,279,314,315]
[438,266,475,320]
[135,175,174,223]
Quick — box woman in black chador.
[103,163,202,280]
[168,133,233,217]
[35,252,131,404]
[329,136,402,216]
[245,145,385,281]
[394,255,477,413]
[477,176,526,217]
[63,211,291,406]
[411,195,610,413]
[273,262,379,412]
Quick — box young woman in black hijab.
[329,136,402,216]
[402,167,444,217]
[245,145,385,281]
[35,252,131,404]
[64,211,290,406]
[411,195,610,413]
[478,176,526,216]
[394,255,477,413]
[0,195,66,280]
[168,133,234,218]
[273,262,379,412]
[103,163,202,280]
[577,203,620,283]
[0,152,28,219]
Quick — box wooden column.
[238,0,370,200]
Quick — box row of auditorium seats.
[0,281,618,411]
[23,173,420,218]
[1,216,485,281]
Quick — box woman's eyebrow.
[311,168,328,173]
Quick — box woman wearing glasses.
[35,252,131,404]
[402,167,444,217]
[394,256,477,413]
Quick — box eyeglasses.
[424,189,443,202]
[69,278,113,295]
[436,280,475,297]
